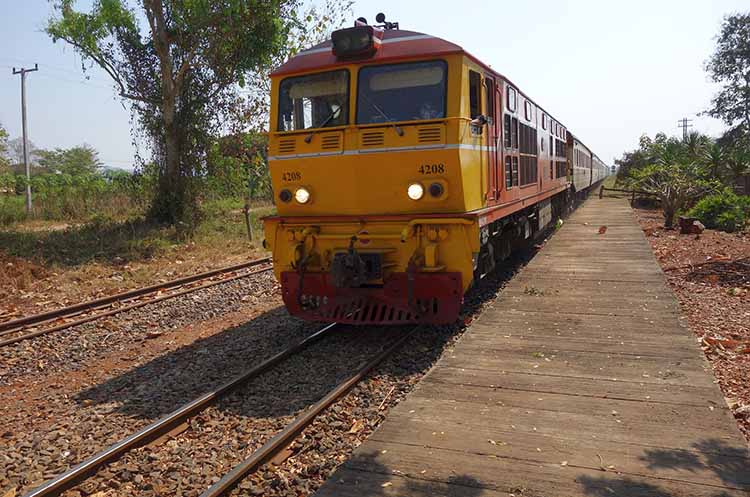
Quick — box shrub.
[687,190,749,232]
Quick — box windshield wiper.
[360,93,404,136]
[317,106,341,129]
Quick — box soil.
[635,207,750,441]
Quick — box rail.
[0,257,273,347]
[21,323,340,497]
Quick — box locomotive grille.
[417,125,444,143]
[309,297,440,324]
[278,138,296,154]
[360,130,385,147]
[320,134,341,150]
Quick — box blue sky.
[0,0,746,170]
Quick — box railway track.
[22,322,415,497]
[0,257,273,348]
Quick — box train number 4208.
[418,163,445,174]
[281,171,302,181]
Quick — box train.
[262,16,609,325]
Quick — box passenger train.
[262,16,608,325]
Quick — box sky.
[0,0,746,170]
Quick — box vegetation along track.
[20,322,414,497]
[0,257,273,347]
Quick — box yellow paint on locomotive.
[263,54,492,294]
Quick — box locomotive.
[262,16,608,325]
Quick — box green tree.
[701,141,726,181]
[0,123,9,172]
[37,144,102,176]
[47,0,298,229]
[726,145,750,186]
[627,135,721,227]
[207,132,270,200]
[704,12,750,146]
[241,0,352,130]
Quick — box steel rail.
[0,257,272,333]
[0,262,273,348]
[200,326,417,497]
[21,322,340,497]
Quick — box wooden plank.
[424,367,724,408]
[367,417,750,488]
[437,348,714,387]
[315,468,508,497]
[313,197,750,497]
[340,441,749,497]
[379,395,743,448]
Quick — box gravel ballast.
[1,247,536,497]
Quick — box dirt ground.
[0,242,267,321]
[635,207,750,441]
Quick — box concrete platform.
[315,197,750,497]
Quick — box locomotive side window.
[356,60,447,124]
[278,70,350,131]
[468,70,482,119]
[505,156,512,189]
[503,114,511,148]
[506,86,517,112]
[542,113,547,130]
[519,122,538,185]
[524,101,532,121]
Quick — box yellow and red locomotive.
[262,16,608,325]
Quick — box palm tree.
[701,142,726,181]
[726,146,750,190]
[683,131,710,161]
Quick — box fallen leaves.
[635,207,750,442]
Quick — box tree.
[6,137,40,166]
[0,123,9,171]
[726,145,750,186]
[704,12,750,147]
[47,0,298,229]
[701,142,726,181]
[37,144,102,176]
[240,0,352,130]
[627,134,721,227]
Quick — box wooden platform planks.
[315,197,750,497]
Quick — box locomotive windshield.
[356,60,447,124]
[278,70,349,131]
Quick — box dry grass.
[0,199,275,318]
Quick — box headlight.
[295,187,311,204]
[407,183,424,200]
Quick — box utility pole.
[12,64,38,215]
[677,117,693,141]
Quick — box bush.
[687,191,749,232]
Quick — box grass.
[0,197,276,315]
[0,198,275,268]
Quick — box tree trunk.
[663,205,676,228]
[145,0,195,230]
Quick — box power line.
[0,57,111,85]
[12,64,39,214]
[35,72,113,91]
[677,117,693,141]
